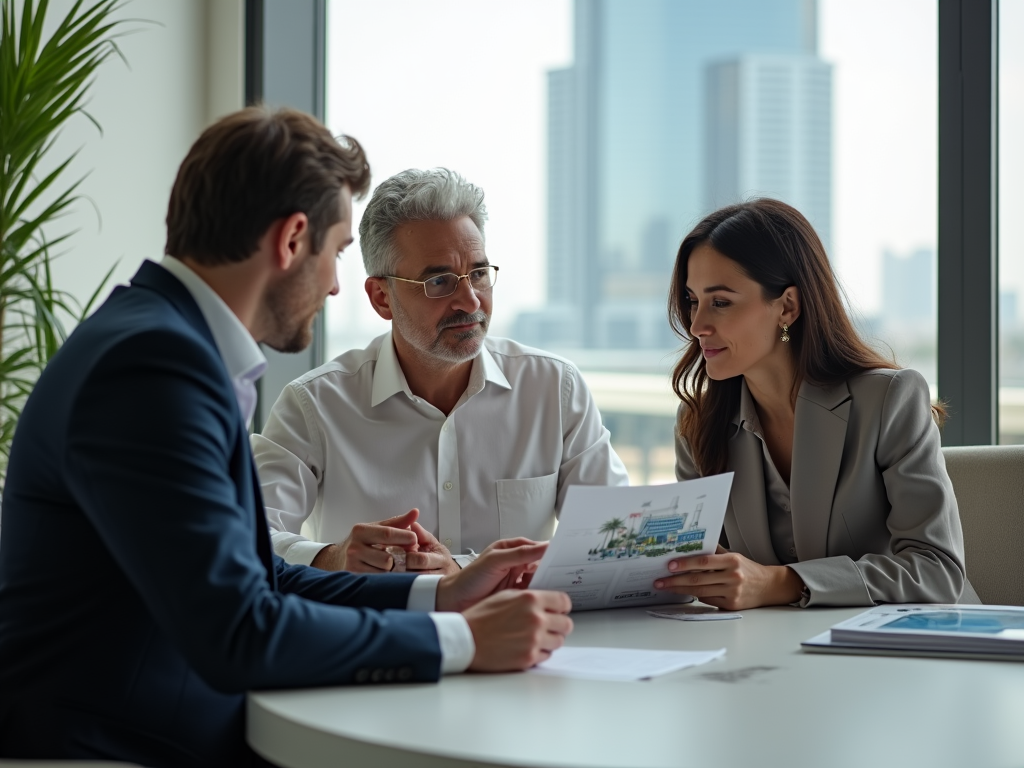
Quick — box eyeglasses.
[384,265,500,299]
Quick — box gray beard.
[392,300,489,366]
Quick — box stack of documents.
[802,604,1024,661]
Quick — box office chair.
[942,444,1024,605]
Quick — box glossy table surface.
[248,604,1024,768]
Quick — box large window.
[822,0,937,386]
[325,0,570,352]
[324,1,950,478]
[1000,0,1024,443]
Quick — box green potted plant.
[0,0,133,489]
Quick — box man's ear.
[780,285,801,326]
[274,212,310,271]
[365,277,394,321]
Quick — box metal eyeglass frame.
[383,265,500,298]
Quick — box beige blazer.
[676,368,979,606]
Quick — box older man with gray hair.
[253,168,628,574]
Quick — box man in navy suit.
[0,107,572,767]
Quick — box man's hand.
[654,545,805,611]
[311,510,420,572]
[435,538,549,613]
[462,590,573,672]
[408,522,460,575]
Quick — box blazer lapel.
[250,456,278,589]
[134,260,278,587]
[130,260,218,351]
[728,427,780,565]
[726,382,779,565]
[790,379,852,561]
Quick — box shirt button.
[444,538,452,547]
[788,547,796,556]
[443,423,450,432]
[444,481,453,490]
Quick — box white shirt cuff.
[428,612,476,674]
[276,535,331,567]
[407,575,475,674]
[406,574,443,612]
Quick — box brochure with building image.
[530,474,734,611]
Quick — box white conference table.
[248,604,1024,768]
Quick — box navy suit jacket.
[0,261,443,766]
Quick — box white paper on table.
[647,605,742,621]
[530,475,734,611]
[528,646,726,681]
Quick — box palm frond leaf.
[0,0,137,489]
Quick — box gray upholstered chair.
[942,444,1024,605]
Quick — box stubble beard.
[263,257,322,354]
[391,294,490,366]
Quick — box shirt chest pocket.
[495,472,558,541]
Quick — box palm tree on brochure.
[624,531,639,557]
[599,517,625,551]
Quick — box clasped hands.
[311,509,460,575]
[310,509,573,672]
[654,545,805,611]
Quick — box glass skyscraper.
[516,0,830,350]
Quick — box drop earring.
[781,324,790,343]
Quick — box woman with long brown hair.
[654,199,976,610]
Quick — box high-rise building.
[881,247,936,333]
[1002,290,1020,332]
[705,54,832,251]
[515,0,827,351]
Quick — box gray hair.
[358,168,488,276]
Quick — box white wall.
[41,0,243,316]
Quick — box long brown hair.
[669,199,902,477]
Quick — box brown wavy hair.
[166,106,371,266]
[668,199,915,477]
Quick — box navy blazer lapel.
[133,260,277,585]
[791,379,852,561]
[251,458,278,588]
[130,260,218,351]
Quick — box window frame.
[245,0,328,431]
[938,0,999,445]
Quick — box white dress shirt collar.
[370,331,511,408]
[159,256,267,426]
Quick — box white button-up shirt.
[160,260,470,673]
[253,333,629,565]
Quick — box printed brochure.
[803,604,1024,660]
[530,474,734,611]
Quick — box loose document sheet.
[528,647,726,681]
[530,475,734,611]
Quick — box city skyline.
[324,0,1020,372]
[517,0,823,351]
